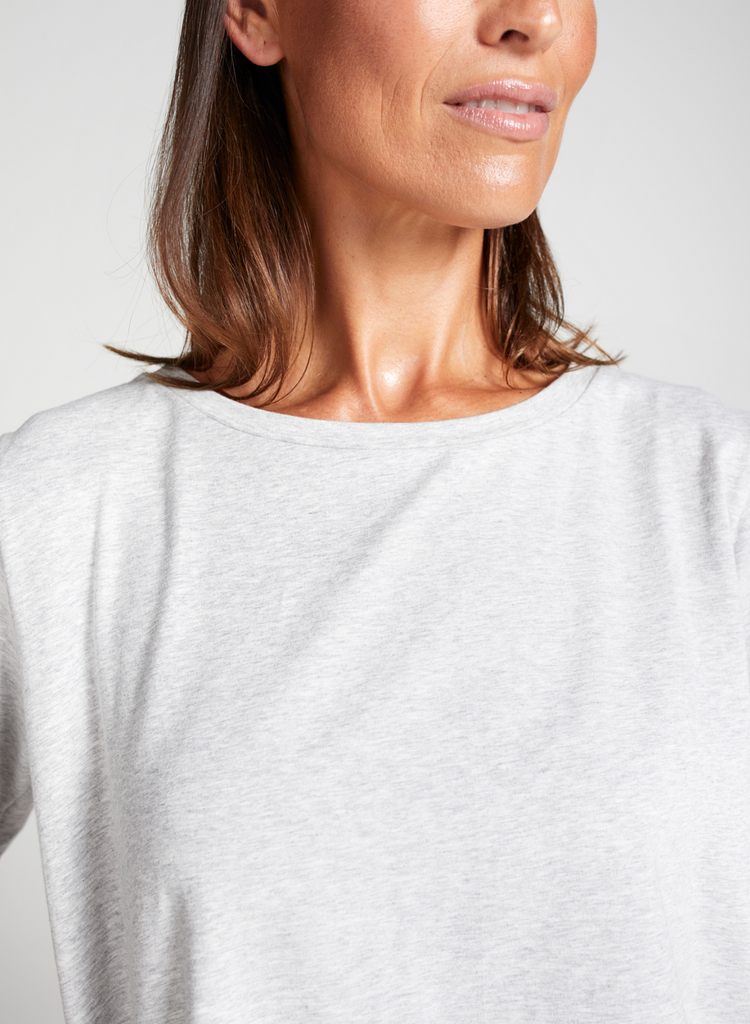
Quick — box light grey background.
[1,2,748,1020]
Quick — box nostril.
[501,29,531,42]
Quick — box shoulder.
[587,364,750,447]
[1,370,181,464]
[586,364,750,518]
[0,372,181,524]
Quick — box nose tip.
[487,0,564,54]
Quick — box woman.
[1,1,748,1022]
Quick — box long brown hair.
[105,0,625,405]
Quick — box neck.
[186,159,554,421]
[265,161,547,420]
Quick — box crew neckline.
[146,362,604,449]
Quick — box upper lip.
[444,79,558,113]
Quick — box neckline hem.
[145,363,603,449]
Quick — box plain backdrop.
[1,1,749,1020]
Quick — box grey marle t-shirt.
[1,361,750,1023]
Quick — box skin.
[192,0,598,422]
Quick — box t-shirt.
[1,361,749,1024]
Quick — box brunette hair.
[105,0,625,405]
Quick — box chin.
[479,205,539,230]
[412,172,544,231]
[427,198,541,231]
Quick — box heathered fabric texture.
[1,362,750,1024]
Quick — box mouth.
[443,79,558,114]
[453,99,546,113]
[443,79,556,142]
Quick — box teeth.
[461,100,539,113]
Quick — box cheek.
[281,2,400,111]
[279,0,455,159]
[559,0,598,101]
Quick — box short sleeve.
[0,498,34,858]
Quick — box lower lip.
[444,103,550,141]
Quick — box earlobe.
[224,0,284,67]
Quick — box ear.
[224,0,284,67]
